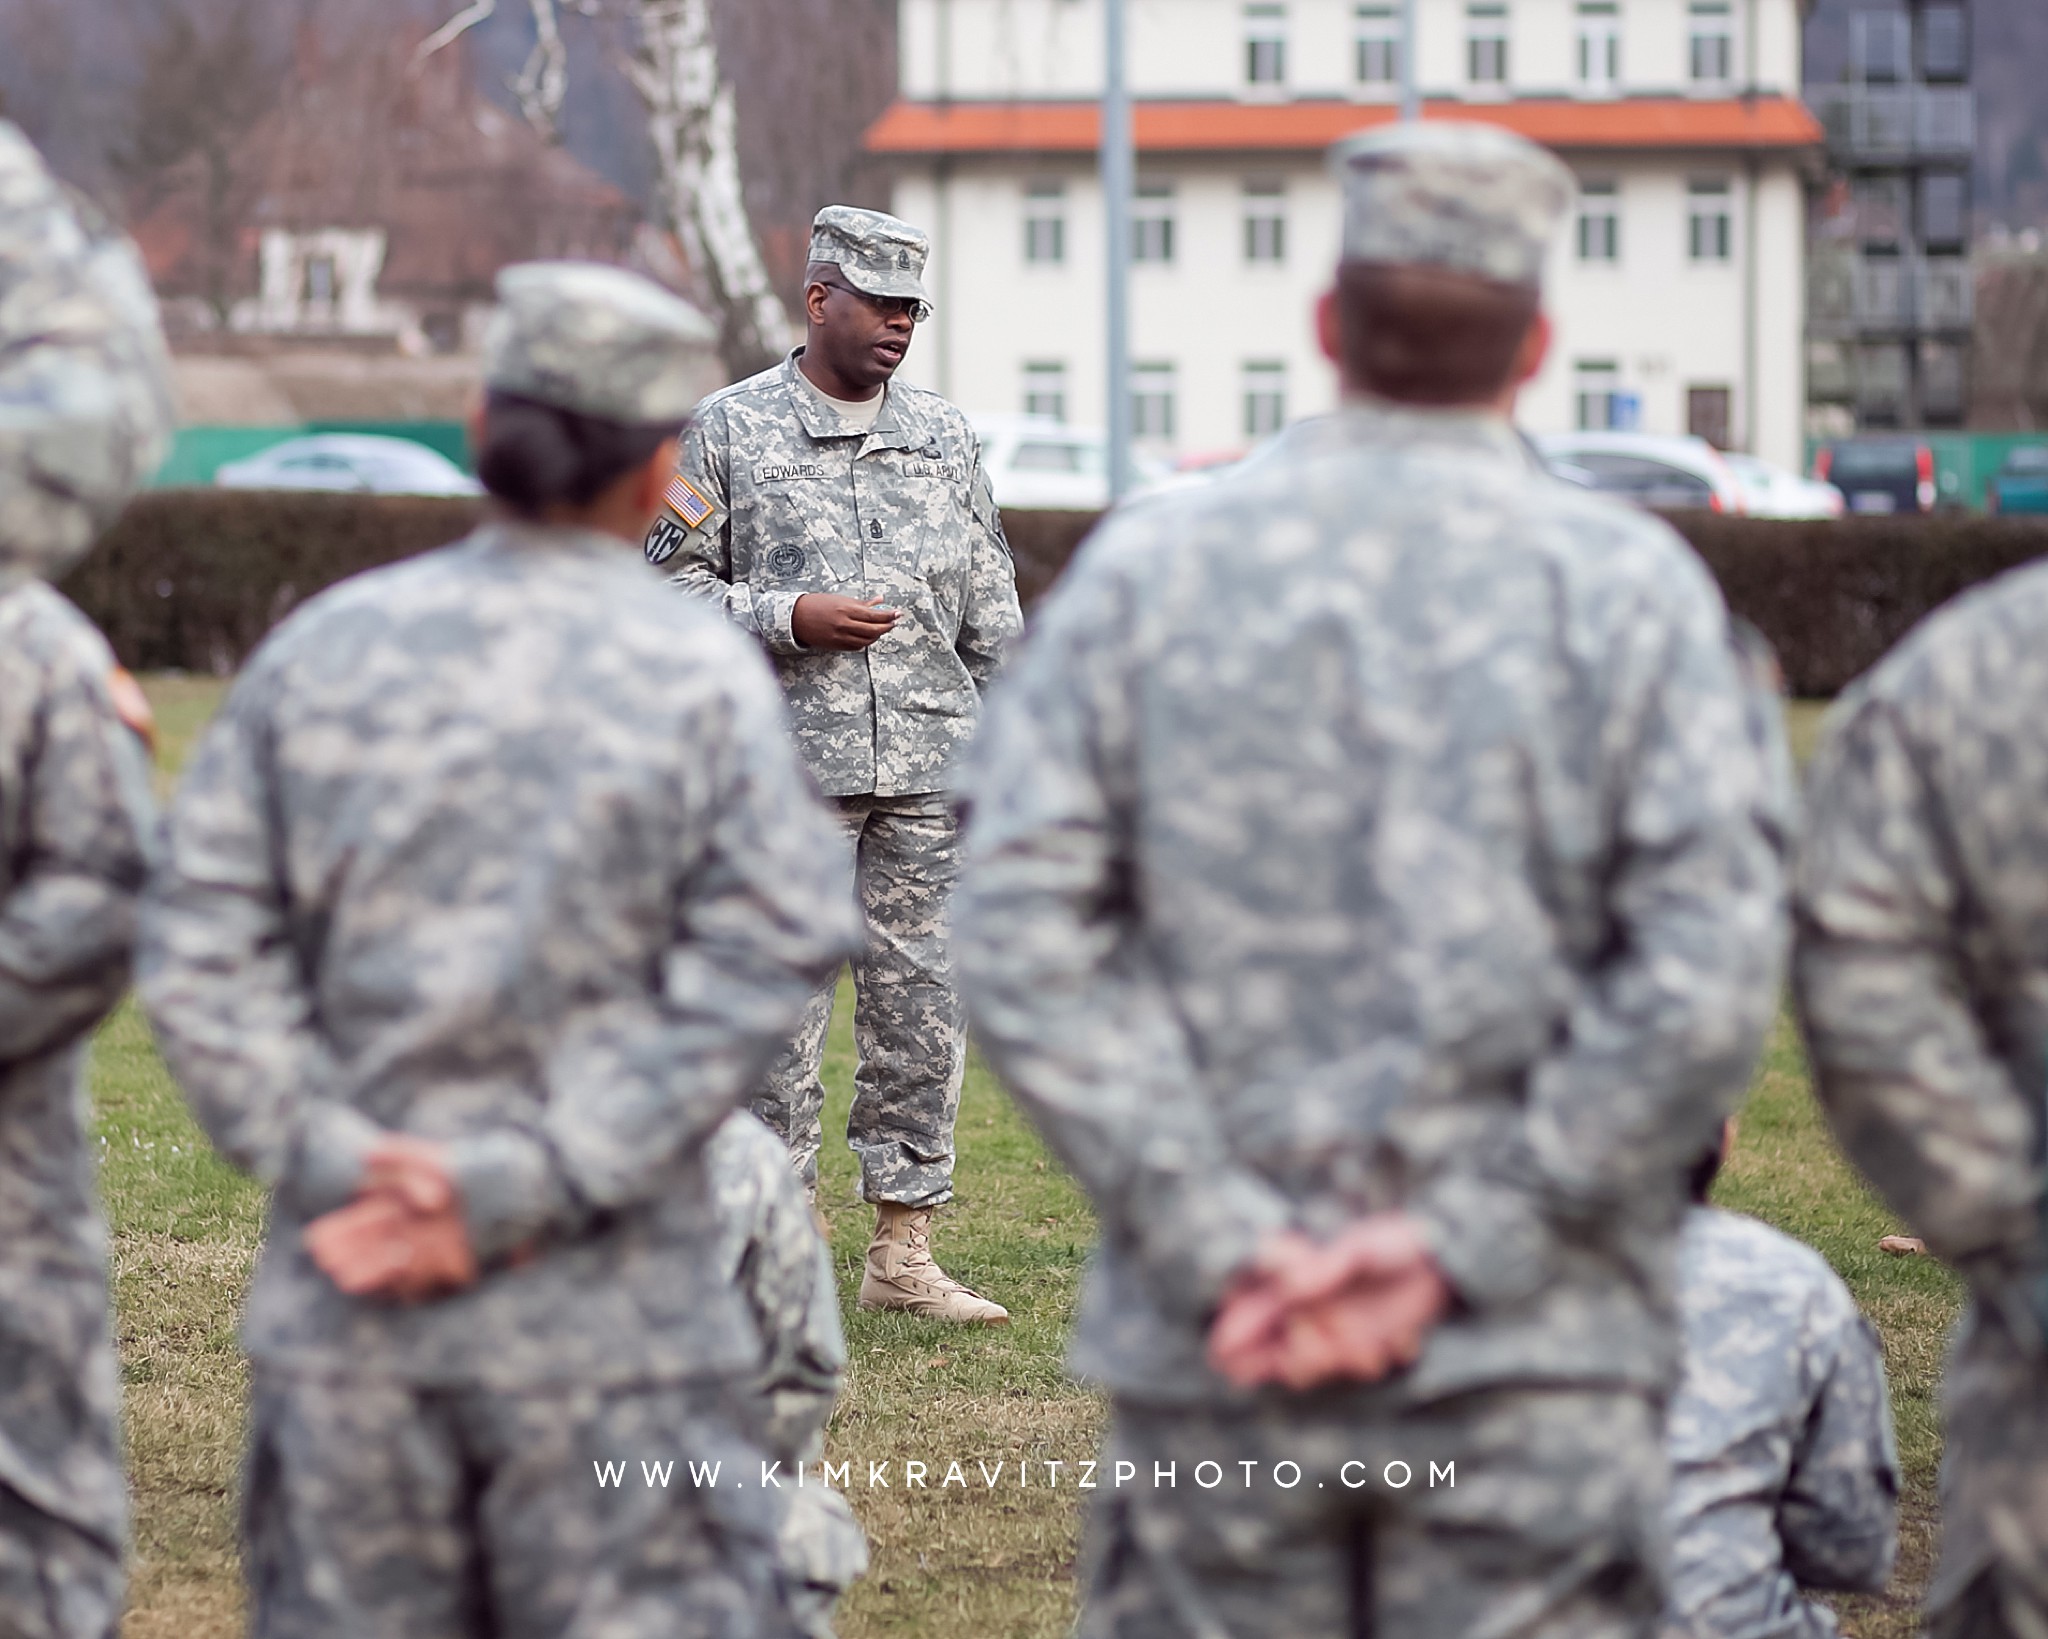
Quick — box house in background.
[130,40,646,362]
[867,0,1821,471]
[240,228,416,347]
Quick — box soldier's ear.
[1315,287,1343,369]
[1510,311,1552,389]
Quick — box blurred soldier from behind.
[955,121,1788,1639]
[1662,1122,1898,1639]
[0,122,174,1639]
[706,1113,868,1638]
[138,262,861,1639]
[1794,566,2048,1639]
[649,204,1022,1325]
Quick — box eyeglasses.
[813,275,931,325]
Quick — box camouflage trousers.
[754,792,964,1208]
[1925,1320,2048,1639]
[242,1370,798,1639]
[1077,1387,1667,1639]
[0,1487,119,1639]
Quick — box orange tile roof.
[864,96,1822,156]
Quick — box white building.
[868,0,1821,471]
[235,229,428,353]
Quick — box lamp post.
[1105,0,1134,500]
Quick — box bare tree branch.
[511,0,569,136]
[412,0,499,72]
[626,0,790,374]
[418,0,598,140]
[423,0,791,377]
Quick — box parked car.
[1813,438,1937,515]
[1533,431,1748,514]
[1987,445,2048,515]
[970,416,1167,511]
[1724,453,1846,519]
[214,434,482,496]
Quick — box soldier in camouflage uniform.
[650,205,1022,1325]
[0,121,174,1639]
[138,262,862,1639]
[706,1113,868,1638]
[955,122,1789,1639]
[1661,1131,1898,1639]
[1794,565,2048,1639]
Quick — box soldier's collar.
[485,516,646,560]
[859,392,928,456]
[1328,396,1533,467]
[784,349,887,442]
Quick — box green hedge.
[56,491,2048,695]
[1670,512,2048,696]
[62,491,484,675]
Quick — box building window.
[1467,4,1509,85]
[1243,361,1287,438]
[304,254,338,305]
[1854,342,1910,422]
[1921,339,1966,422]
[1575,360,1623,430]
[1243,180,1287,263]
[1687,385,1732,449]
[1245,3,1287,86]
[1132,362,1177,442]
[1356,4,1400,87]
[1577,180,1620,261]
[1921,172,1967,248]
[1688,179,1732,261]
[1023,180,1065,265]
[1854,175,1908,248]
[1851,10,1909,83]
[1023,361,1068,423]
[1133,180,1176,264]
[1922,4,1967,80]
[1688,2,1731,82]
[1576,3,1619,91]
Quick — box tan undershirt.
[797,361,884,433]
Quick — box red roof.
[865,96,1822,156]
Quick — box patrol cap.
[807,206,934,320]
[484,261,716,426]
[1331,121,1574,287]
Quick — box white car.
[1723,453,1846,520]
[214,434,483,496]
[970,416,1167,512]
[1534,431,1748,514]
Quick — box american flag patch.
[664,474,715,528]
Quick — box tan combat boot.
[859,1202,1010,1325]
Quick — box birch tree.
[419,0,792,378]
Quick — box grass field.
[103,685,1955,1639]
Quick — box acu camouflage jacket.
[649,351,1022,799]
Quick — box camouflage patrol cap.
[1331,121,1574,286]
[807,206,933,320]
[484,261,716,426]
